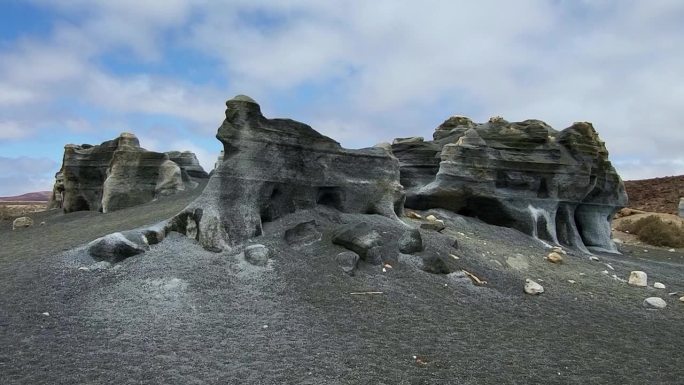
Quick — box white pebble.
[41,312,50,316]
[643,297,666,309]
[653,282,666,289]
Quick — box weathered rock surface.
[244,244,270,266]
[12,216,33,230]
[398,228,423,254]
[332,222,384,264]
[171,96,404,252]
[391,116,627,254]
[679,197,684,218]
[284,220,322,247]
[642,297,667,309]
[336,251,360,275]
[524,279,544,295]
[87,232,148,263]
[166,151,210,179]
[628,271,648,287]
[51,133,205,213]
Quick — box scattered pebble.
[668,292,679,296]
[589,256,600,262]
[568,280,576,284]
[546,252,563,264]
[642,297,667,309]
[524,279,544,295]
[612,274,626,283]
[426,215,438,222]
[78,267,90,272]
[449,254,459,260]
[680,296,684,303]
[653,282,666,289]
[406,211,422,220]
[643,249,648,253]
[668,248,676,253]
[41,312,50,316]
[601,270,609,275]
[384,263,393,269]
[262,325,268,329]
[628,271,648,287]
[579,273,585,276]
[382,268,387,273]
[605,263,614,271]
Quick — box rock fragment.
[336,251,360,276]
[12,216,33,230]
[628,271,648,287]
[545,252,563,264]
[398,228,423,254]
[642,297,667,309]
[524,279,544,295]
[244,244,269,266]
[653,282,666,289]
[88,232,147,263]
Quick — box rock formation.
[51,133,207,213]
[166,151,210,179]
[170,95,405,252]
[391,116,627,253]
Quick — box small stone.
[39,221,46,226]
[628,271,648,287]
[589,256,600,262]
[524,279,544,295]
[426,215,438,222]
[41,312,50,316]
[420,221,445,232]
[382,268,387,273]
[653,282,666,289]
[601,270,609,275]
[384,263,393,269]
[642,297,667,309]
[449,254,460,260]
[679,296,684,303]
[406,211,422,220]
[605,263,614,271]
[579,273,585,276]
[12,216,34,230]
[262,325,268,329]
[668,292,678,296]
[78,267,90,272]
[336,251,360,275]
[668,248,676,252]
[568,280,576,284]
[551,246,566,255]
[613,238,623,244]
[545,252,563,264]
[244,244,269,266]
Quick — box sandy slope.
[0,193,682,384]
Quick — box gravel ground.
[1,201,682,384]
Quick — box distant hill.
[0,191,51,202]
[624,175,684,215]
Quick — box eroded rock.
[398,228,423,254]
[12,216,33,230]
[244,244,269,266]
[336,251,360,275]
[643,297,667,309]
[284,220,322,247]
[88,232,147,263]
[524,279,544,295]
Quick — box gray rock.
[420,221,445,232]
[169,96,404,253]
[653,282,666,289]
[524,279,544,295]
[244,244,269,266]
[284,220,322,247]
[642,297,667,309]
[422,253,454,274]
[12,216,33,230]
[336,251,360,275]
[166,151,209,179]
[628,271,648,287]
[88,232,147,263]
[395,117,627,255]
[332,222,383,264]
[52,132,201,213]
[398,228,423,254]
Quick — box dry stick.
[462,270,487,285]
[350,291,384,295]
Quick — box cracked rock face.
[52,133,206,213]
[392,117,627,253]
[172,95,405,253]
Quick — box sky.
[0,0,683,196]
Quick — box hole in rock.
[458,196,515,228]
[317,187,343,210]
[537,178,549,198]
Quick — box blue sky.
[1,0,683,196]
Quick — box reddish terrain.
[624,175,684,214]
[0,191,51,202]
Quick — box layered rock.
[171,95,405,252]
[166,151,210,179]
[392,116,627,253]
[53,133,206,213]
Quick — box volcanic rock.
[628,271,648,287]
[398,228,423,254]
[12,216,33,230]
[336,251,360,275]
[332,222,383,262]
[51,133,204,213]
[87,232,147,263]
[171,96,404,252]
[244,244,269,266]
[392,117,627,254]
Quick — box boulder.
[398,228,423,254]
[88,232,147,263]
[12,216,33,230]
[171,96,404,253]
[244,244,269,266]
[52,132,202,213]
[642,297,667,309]
[336,251,360,275]
[628,271,648,287]
[392,116,627,254]
[332,222,383,263]
[422,253,455,274]
[284,220,322,247]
